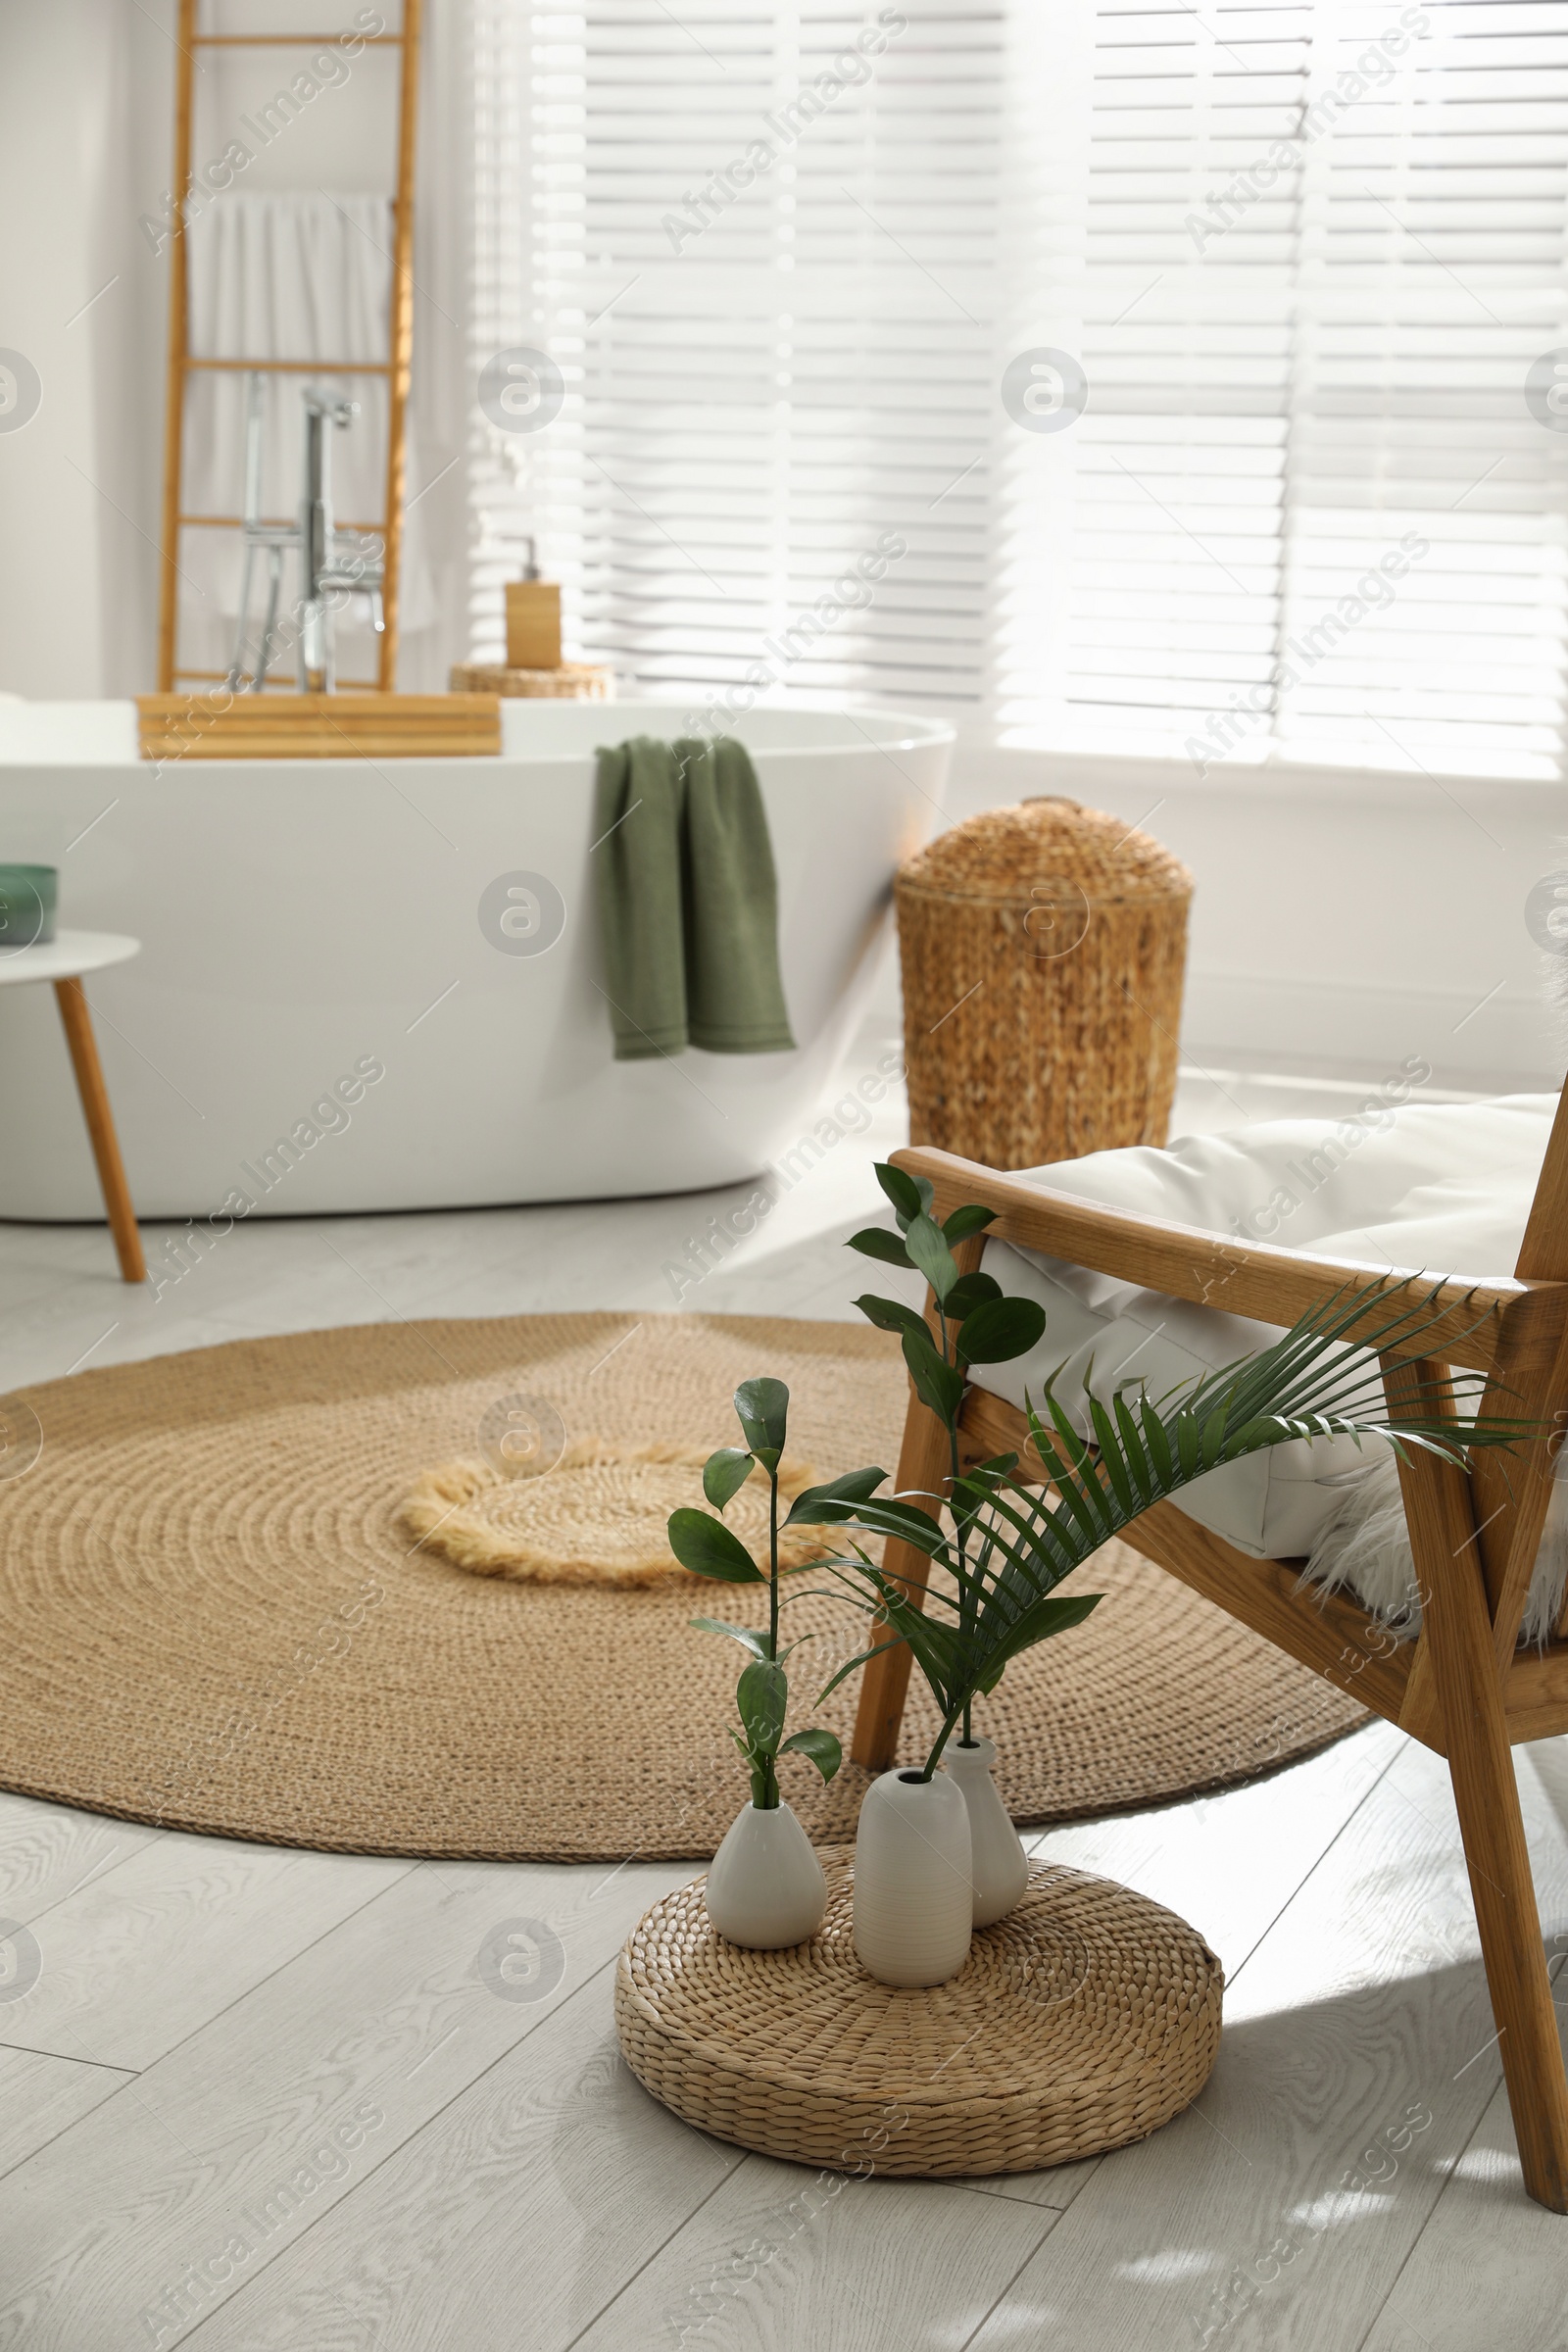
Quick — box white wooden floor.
[1,1041,1564,2350]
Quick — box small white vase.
[945,1737,1029,1928]
[853,1767,972,1987]
[704,1800,827,1949]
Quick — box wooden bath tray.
[137,694,502,762]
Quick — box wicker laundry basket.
[898,797,1193,1169]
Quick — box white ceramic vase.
[704,1800,827,1949]
[944,1738,1029,1928]
[853,1767,973,1987]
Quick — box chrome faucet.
[226,372,386,694]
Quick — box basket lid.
[899,797,1192,905]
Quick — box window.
[467,0,1568,779]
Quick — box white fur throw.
[1299,1446,1568,1648]
[976,1092,1565,1649]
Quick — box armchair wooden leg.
[851,1234,988,1773]
[1393,1360,1568,2212]
[53,978,146,1285]
[850,1387,953,1772]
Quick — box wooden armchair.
[849,1094,1568,2211]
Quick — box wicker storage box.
[898,797,1193,1168]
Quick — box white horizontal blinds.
[993,1,1311,751]
[467,2,1004,711]
[1075,5,1310,758]
[1269,0,1568,780]
[996,0,1568,775]
[767,7,1000,710]
[474,0,1568,773]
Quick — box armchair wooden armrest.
[893,1146,1560,1380]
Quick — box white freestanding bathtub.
[0,700,950,1219]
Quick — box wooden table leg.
[53,977,146,1284]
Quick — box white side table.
[0,931,146,1282]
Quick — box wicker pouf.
[898,798,1193,1168]
[614,1851,1223,2178]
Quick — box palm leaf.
[1110,1391,1155,1504]
[828,1267,1541,1780]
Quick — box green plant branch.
[670,1378,846,1811]
[828,1171,1544,1783]
[933,1294,975,1747]
[768,1459,780,1667]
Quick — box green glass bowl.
[0,864,57,950]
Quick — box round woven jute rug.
[0,1312,1366,1861]
[615,1852,1224,2176]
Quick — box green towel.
[592,734,796,1061]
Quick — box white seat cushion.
[972,1094,1557,1574]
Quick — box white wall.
[0,0,154,697]
[0,0,470,701]
[941,747,1568,1094]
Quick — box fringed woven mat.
[397,1442,832,1587]
[0,1313,1366,1859]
